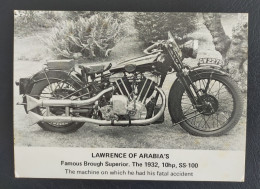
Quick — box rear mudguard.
[20,69,83,95]
[18,69,84,113]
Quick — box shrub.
[63,11,96,21]
[14,11,62,35]
[64,11,129,24]
[46,13,127,60]
[134,12,198,44]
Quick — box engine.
[100,74,156,121]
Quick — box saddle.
[46,59,112,74]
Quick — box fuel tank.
[110,53,159,72]
[73,53,159,74]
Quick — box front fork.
[153,72,203,111]
[177,72,205,107]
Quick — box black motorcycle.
[16,31,243,136]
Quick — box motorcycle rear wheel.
[30,79,89,133]
[168,73,243,137]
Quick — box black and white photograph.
[13,11,248,181]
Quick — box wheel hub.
[196,94,219,115]
[50,88,74,115]
[54,88,74,98]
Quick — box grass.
[13,15,247,150]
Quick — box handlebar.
[143,43,159,55]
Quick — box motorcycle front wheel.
[168,73,243,137]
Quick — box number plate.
[198,58,224,67]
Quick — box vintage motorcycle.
[16,31,243,136]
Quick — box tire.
[30,78,87,133]
[168,73,243,137]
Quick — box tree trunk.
[225,21,248,92]
[203,13,248,92]
[203,13,231,58]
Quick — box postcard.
[14,11,247,181]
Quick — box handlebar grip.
[143,43,158,54]
[104,63,112,72]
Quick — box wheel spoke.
[183,105,193,115]
[208,80,216,93]
[203,116,211,129]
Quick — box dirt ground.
[13,14,247,150]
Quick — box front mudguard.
[171,65,229,89]
[189,65,228,77]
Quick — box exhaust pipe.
[26,86,114,111]
[28,86,166,126]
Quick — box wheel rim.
[181,78,235,132]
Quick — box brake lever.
[143,40,165,55]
